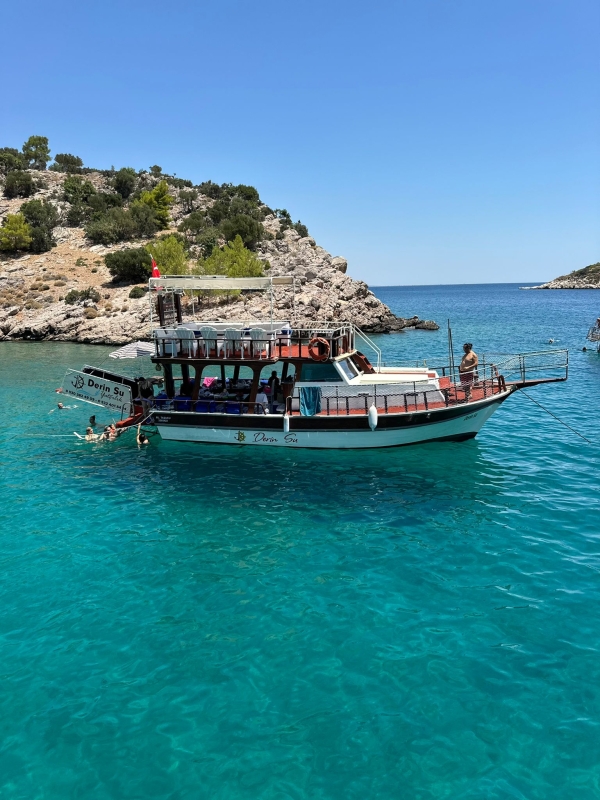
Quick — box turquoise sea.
[1,283,600,799]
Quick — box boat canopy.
[148,275,295,291]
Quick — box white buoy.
[368,403,378,431]
[283,414,290,433]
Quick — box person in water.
[136,424,149,445]
[85,427,102,442]
[89,415,96,427]
[459,343,478,397]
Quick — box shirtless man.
[459,343,478,398]
[84,427,102,442]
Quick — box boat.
[60,275,569,449]
[586,317,600,352]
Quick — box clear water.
[1,283,600,799]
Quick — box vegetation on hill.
[0,135,309,289]
[556,262,600,283]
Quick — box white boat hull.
[154,393,508,449]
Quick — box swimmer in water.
[136,423,149,446]
[84,427,102,442]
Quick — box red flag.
[151,257,161,278]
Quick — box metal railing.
[152,324,355,361]
[587,326,600,343]
[285,377,506,417]
[431,349,568,386]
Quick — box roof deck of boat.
[150,322,357,365]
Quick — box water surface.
[1,283,599,799]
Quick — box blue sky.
[3,0,598,284]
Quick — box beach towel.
[203,377,217,388]
[299,386,322,417]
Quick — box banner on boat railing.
[61,370,132,414]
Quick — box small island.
[0,136,438,344]
[525,261,600,290]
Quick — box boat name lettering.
[464,412,478,420]
[86,377,127,397]
[284,434,298,444]
[254,432,278,443]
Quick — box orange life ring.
[308,337,330,362]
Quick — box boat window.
[336,358,358,381]
[301,362,341,382]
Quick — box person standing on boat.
[459,343,478,397]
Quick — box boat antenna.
[447,320,456,380]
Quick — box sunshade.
[108,341,155,359]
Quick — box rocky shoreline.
[0,169,439,344]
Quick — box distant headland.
[524,262,600,290]
[0,135,438,344]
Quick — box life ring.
[308,337,330,362]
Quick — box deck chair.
[224,328,244,359]
[199,326,221,358]
[249,328,267,359]
[176,327,197,357]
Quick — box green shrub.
[20,199,59,230]
[105,248,152,283]
[234,184,260,204]
[0,214,32,251]
[4,171,34,198]
[129,286,147,299]
[85,207,137,245]
[197,180,224,199]
[195,228,219,259]
[113,167,137,199]
[66,203,87,227]
[179,189,198,213]
[22,136,51,170]
[220,214,263,249]
[29,227,56,254]
[0,148,26,176]
[64,287,101,304]
[51,153,83,173]
[294,221,309,237]
[129,201,159,237]
[63,174,96,204]
[145,235,188,275]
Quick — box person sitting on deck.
[459,343,478,398]
[255,388,270,414]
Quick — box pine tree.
[0,214,32,251]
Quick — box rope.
[520,390,592,445]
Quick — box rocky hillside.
[527,262,600,290]
[0,166,438,344]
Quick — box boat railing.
[152,323,356,361]
[587,325,600,342]
[431,349,568,386]
[286,376,507,416]
[352,325,382,371]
